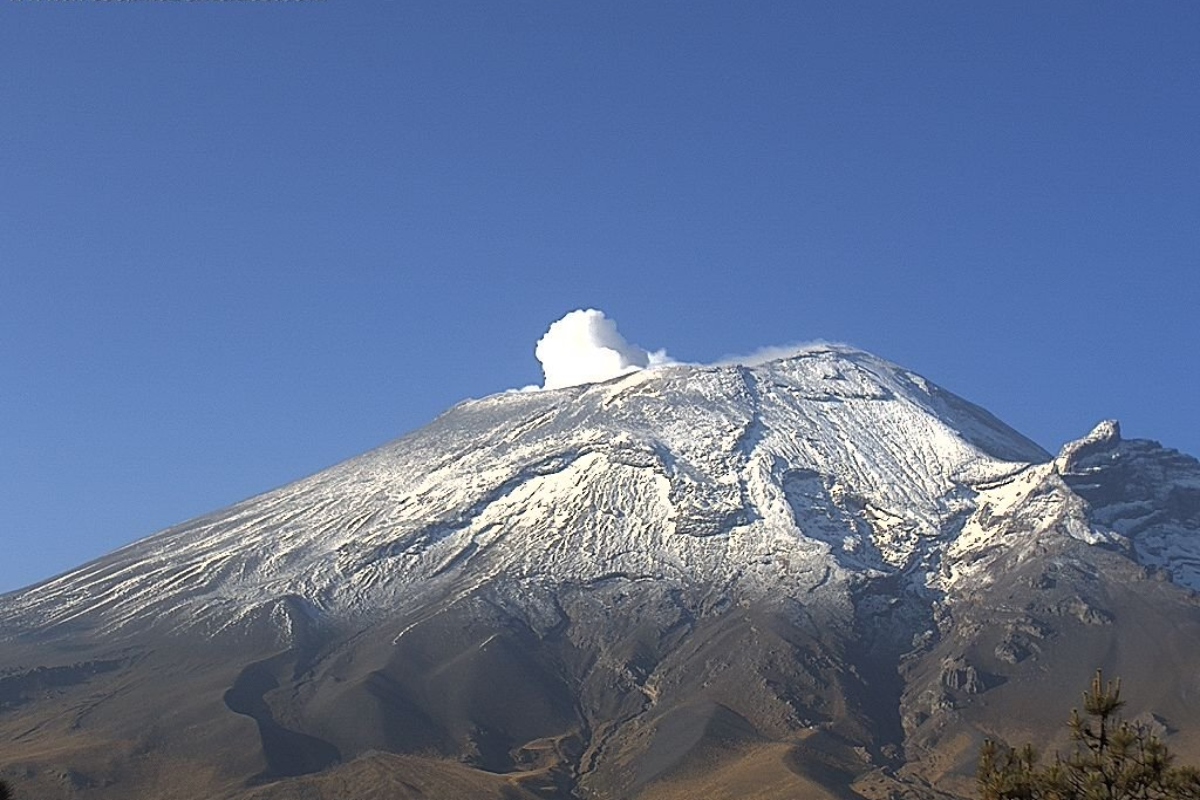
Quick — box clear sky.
[2,2,1197,594]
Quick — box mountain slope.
[2,346,1198,800]
[2,347,1045,634]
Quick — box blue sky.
[2,2,1197,593]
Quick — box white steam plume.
[536,309,670,390]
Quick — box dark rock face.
[2,354,1200,800]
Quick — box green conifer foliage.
[978,672,1200,800]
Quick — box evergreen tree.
[978,671,1200,800]
[0,778,11,800]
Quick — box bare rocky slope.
[2,346,1198,800]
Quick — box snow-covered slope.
[6,345,1200,800]
[942,419,1200,592]
[1,347,1052,636]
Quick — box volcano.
[3,346,1199,800]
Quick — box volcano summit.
[3,344,1199,800]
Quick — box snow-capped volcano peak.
[2,346,1058,636]
[6,341,1200,800]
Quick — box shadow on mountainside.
[224,658,341,780]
